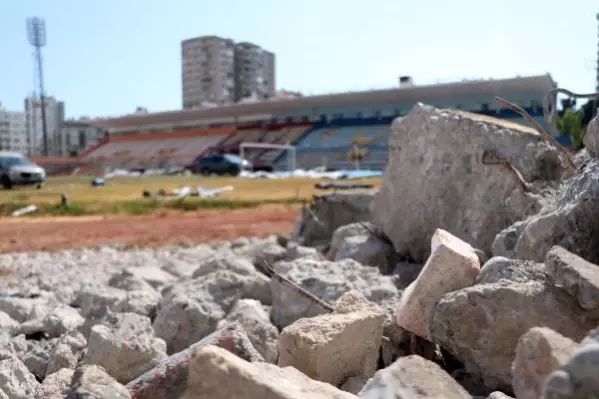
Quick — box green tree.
[557,108,584,150]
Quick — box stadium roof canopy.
[88,74,555,131]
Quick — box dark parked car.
[0,151,46,189]
[186,154,252,176]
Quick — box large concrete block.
[396,228,480,338]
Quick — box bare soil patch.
[0,206,298,253]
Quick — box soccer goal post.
[239,142,297,171]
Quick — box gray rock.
[285,243,323,262]
[328,223,393,271]
[107,271,157,293]
[233,238,287,269]
[216,299,279,363]
[37,368,74,399]
[0,312,19,337]
[183,345,355,399]
[121,266,176,289]
[512,327,579,399]
[74,287,126,318]
[373,104,565,262]
[0,294,58,324]
[583,113,599,157]
[19,305,85,338]
[543,343,599,398]
[359,355,471,399]
[429,281,598,392]
[0,356,40,399]
[293,191,376,248]
[153,270,248,353]
[545,246,599,310]
[477,256,547,285]
[493,158,599,264]
[271,258,398,329]
[46,330,87,375]
[278,293,385,386]
[21,338,58,380]
[191,255,257,278]
[0,335,28,361]
[114,290,160,318]
[84,312,167,383]
[66,364,131,399]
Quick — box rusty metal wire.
[481,150,529,192]
[495,96,576,170]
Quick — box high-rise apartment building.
[181,35,236,108]
[0,104,28,153]
[234,42,275,102]
[24,96,65,156]
[181,36,275,109]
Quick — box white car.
[0,151,46,189]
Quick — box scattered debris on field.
[11,204,38,217]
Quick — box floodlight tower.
[27,17,49,156]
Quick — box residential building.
[24,96,65,156]
[234,42,276,102]
[59,120,107,157]
[181,35,236,108]
[0,103,28,153]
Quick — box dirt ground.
[0,206,299,253]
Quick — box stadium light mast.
[27,17,49,157]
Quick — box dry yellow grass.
[0,175,382,206]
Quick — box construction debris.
[2,103,599,399]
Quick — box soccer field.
[0,175,381,217]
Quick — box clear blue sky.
[1,0,597,119]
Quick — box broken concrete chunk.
[429,281,597,392]
[153,270,253,353]
[582,113,599,157]
[359,355,471,399]
[37,368,74,399]
[46,330,87,375]
[512,327,579,399]
[545,246,599,311]
[493,158,599,264]
[84,312,167,383]
[216,299,279,363]
[183,345,356,399]
[396,229,480,339]
[271,258,397,329]
[373,105,560,262]
[278,304,385,386]
[543,342,599,398]
[66,364,131,399]
[126,324,264,399]
[0,356,40,399]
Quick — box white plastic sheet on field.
[238,169,383,180]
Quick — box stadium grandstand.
[44,74,557,174]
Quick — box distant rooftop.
[87,74,556,130]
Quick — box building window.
[374,111,382,118]
[301,115,310,122]
[481,103,490,112]
[78,130,87,149]
[285,117,293,123]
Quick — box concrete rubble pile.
[0,104,598,398]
